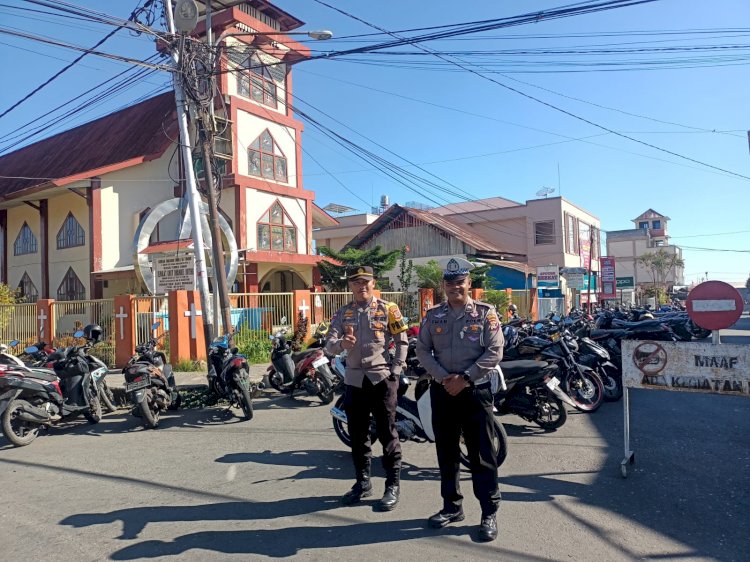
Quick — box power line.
[313,0,750,183]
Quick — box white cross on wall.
[298,299,310,318]
[115,307,128,341]
[184,302,202,339]
[38,310,47,340]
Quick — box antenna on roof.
[536,186,555,198]
[322,203,358,215]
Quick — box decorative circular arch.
[133,198,238,295]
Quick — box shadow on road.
[215,449,442,483]
[105,519,471,559]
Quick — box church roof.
[0,91,177,200]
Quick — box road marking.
[692,299,736,312]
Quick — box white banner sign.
[622,340,750,396]
[565,272,585,290]
[537,265,559,289]
[154,255,196,294]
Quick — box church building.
[0,1,335,301]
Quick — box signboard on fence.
[536,265,559,289]
[621,340,750,395]
[565,272,585,290]
[154,255,196,293]
[616,276,634,289]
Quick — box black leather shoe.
[377,484,400,511]
[341,480,373,505]
[478,514,498,542]
[428,509,465,528]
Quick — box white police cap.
[439,257,475,280]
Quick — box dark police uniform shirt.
[326,297,409,388]
[416,298,504,383]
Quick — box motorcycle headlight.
[567,339,579,352]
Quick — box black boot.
[377,469,400,511]
[341,465,372,505]
[478,513,498,542]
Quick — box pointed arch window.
[56,212,85,249]
[256,200,297,253]
[17,272,38,303]
[13,222,37,256]
[57,267,86,301]
[248,129,287,183]
[237,50,281,108]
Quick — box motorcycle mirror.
[9,340,19,347]
[563,317,573,325]
[280,316,287,324]
[552,315,561,323]
[534,323,544,331]
[73,330,85,338]
[151,321,161,330]
[269,334,275,340]
[24,346,39,354]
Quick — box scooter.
[207,332,259,421]
[330,373,508,468]
[122,322,180,429]
[267,318,338,404]
[0,328,102,447]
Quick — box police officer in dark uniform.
[416,257,504,542]
[326,266,409,510]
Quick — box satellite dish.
[536,187,555,198]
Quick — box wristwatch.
[462,371,473,386]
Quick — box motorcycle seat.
[499,360,549,379]
[590,329,628,339]
[22,368,58,382]
[612,319,663,330]
[291,350,316,362]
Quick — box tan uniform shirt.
[416,298,504,383]
[326,297,409,388]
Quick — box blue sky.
[0,0,748,286]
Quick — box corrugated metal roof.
[346,204,525,260]
[0,92,176,199]
[431,196,521,215]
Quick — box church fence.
[229,292,293,346]
[0,303,38,352]
[54,299,116,367]
[134,296,169,351]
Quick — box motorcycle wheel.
[83,382,102,424]
[459,418,508,468]
[332,396,351,447]
[564,369,604,412]
[140,390,160,429]
[269,371,284,393]
[317,366,335,404]
[234,373,254,421]
[1,399,40,447]
[98,379,118,414]
[600,366,623,402]
[532,391,567,430]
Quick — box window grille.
[17,272,38,303]
[13,222,37,256]
[56,212,85,249]
[534,220,555,245]
[57,267,86,301]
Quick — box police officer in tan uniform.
[326,266,409,510]
[416,257,504,542]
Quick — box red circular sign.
[686,281,743,330]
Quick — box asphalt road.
[1,320,748,561]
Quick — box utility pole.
[162,0,214,355]
[201,0,233,338]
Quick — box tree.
[396,246,418,320]
[482,289,510,315]
[0,283,21,334]
[415,259,445,303]
[470,263,495,289]
[316,245,401,291]
[636,249,685,304]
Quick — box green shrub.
[482,290,511,315]
[236,337,273,364]
[173,359,204,372]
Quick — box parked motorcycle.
[207,332,259,421]
[493,360,578,430]
[331,374,508,468]
[123,322,181,429]
[0,327,103,447]
[267,319,338,404]
[505,320,605,412]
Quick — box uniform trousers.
[431,382,501,516]
[344,375,402,476]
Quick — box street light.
[216,29,334,44]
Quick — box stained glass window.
[247,129,287,183]
[256,200,297,253]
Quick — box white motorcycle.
[330,370,508,468]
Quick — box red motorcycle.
[267,322,339,404]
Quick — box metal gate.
[54,299,115,366]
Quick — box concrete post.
[114,294,136,367]
[168,290,207,363]
[293,289,312,338]
[419,288,434,319]
[36,299,55,344]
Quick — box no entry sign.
[686,281,743,331]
